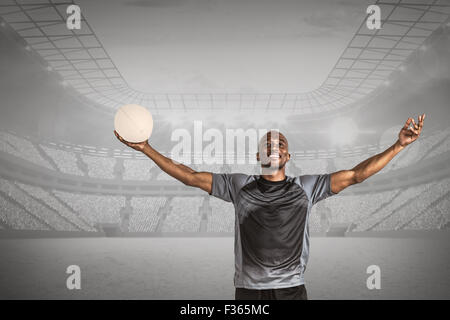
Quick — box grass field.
[0,236,449,299]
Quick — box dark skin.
[114,113,425,194]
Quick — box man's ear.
[256,152,260,162]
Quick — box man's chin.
[261,161,285,170]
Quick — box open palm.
[398,114,425,147]
[114,130,148,152]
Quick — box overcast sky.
[79,0,373,93]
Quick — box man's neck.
[260,167,286,182]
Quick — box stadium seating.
[161,197,204,232]
[1,127,450,234]
[321,190,401,226]
[123,159,155,181]
[372,178,450,231]
[293,159,328,175]
[309,206,323,233]
[354,184,431,231]
[0,131,53,170]
[53,191,125,226]
[41,145,84,176]
[405,194,450,230]
[129,197,167,232]
[80,154,116,179]
[0,178,78,231]
[16,183,96,231]
[0,193,49,230]
[207,197,234,232]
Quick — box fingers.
[114,130,126,144]
[403,114,425,136]
[418,113,425,130]
[411,118,419,131]
[403,118,412,130]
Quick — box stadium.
[0,0,449,299]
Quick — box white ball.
[114,104,153,143]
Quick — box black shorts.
[235,284,308,300]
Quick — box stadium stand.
[161,197,204,232]
[372,178,450,230]
[293,159,328,175]
[129,197,167,232]
[16,183,96,232]
[0,178,77,230]
[80,154,116,179]
[207,197,234,232]
[322,190,401,227]
[309,206,323,233]
[123,159,155,181]
[0,193,49,230]
[40,145,84,176]
[354,184,432,232]
[53,191,125,226]
[405,194,450,230]
[0,131,53,170]
[423,128,450,160]
[334,155,367,172]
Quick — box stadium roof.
[1,0,449,114]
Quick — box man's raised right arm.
[114,131,212,194]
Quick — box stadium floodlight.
[399,66,406,72]
[24,45,31,51]
[46,66,53,72]
[329,117,358,147]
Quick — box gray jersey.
[210,173,335,289]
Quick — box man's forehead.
[260,132,288,143]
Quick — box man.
[114,114,425,300]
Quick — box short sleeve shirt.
[210,173,335,289]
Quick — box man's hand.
[331,113,426,194]
[398,114,425,147]
[114,130,213,193]
[114,130,148,152]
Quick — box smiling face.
[257,131,290,170]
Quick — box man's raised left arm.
[330,114,425,194]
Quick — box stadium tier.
[354,178,450,231]
[405,195,450,230]
[1,129,450,183]
[80,154,116,179]
[123,159,155,181]
[0,192,49,230]
[0,131,53,170]
[129,197,167,232]
[294,159,328,175]
[0,178,77,231]
[16,183,96,232]
[53,191,125,226]
[160,197,204,232]
[40,145,85,176]
[374,178,450,231]
[207,197,234,233]
[0,174,448,233]
[1,127,450,233]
